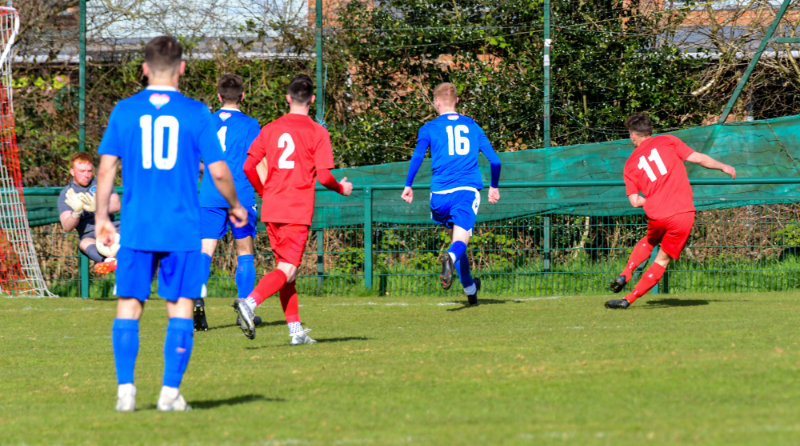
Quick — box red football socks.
[622,238,654,281]
[250,270,288,305]
[625,262,666,304]
[279,282,300,323]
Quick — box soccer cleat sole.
[232,300,256,340]
[94,259,117,275]
[440,255,454,290]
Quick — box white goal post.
[0,6,54,297]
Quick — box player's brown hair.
[218,74,244,104]
[144,36,182,73]
[287,74,314,106]
[433,82,458,107]
[624,112,652,136]
[69,152,93,167]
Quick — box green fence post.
[363,187,373,290]
[80,250,89,298]
[316,229,324,286]
[543,216,551,273]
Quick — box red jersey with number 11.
[623,134,695,221]
[246,113,335,225]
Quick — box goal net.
[0,7,53,297]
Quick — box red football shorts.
[266,222,310,266]
[645,211,695,260]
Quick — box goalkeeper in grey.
[58,152,121,273]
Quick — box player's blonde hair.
[433,82,458,107]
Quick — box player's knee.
[277,262,298,283]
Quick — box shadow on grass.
[643,298,710,308]
[243,336,369,350]
[208,319,285,331]
[315,336,369,343]
[446,298,507,311]
[138,394,282,411]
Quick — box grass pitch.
[1,291,799,445]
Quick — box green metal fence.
[26,181,800,299]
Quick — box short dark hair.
[287,74,314,105]
[624,112,652,136]
[218,74,244,104]
[144,36,182,73]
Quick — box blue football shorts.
[199,205,258,240]
[429,187,481,232]
[114,247,205,302]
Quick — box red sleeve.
[314,127,335,171]
[317,168,343,194]
[623,168,638,196]
[667,135,695,160]
[243,131,266,195]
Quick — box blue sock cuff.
[113,318,139,331]
[448,241,467,260]
[167,317,194,332]
[237,254,254,265]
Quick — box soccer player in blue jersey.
[193,74,262,331]
[401,82,501,305]
[94,36,248,412]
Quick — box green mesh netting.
[24,114,800,229]
[313,114,800,228]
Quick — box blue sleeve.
[478,127,501,188]
[197,108,224,164]
[404,126,430,187]
[247,119,261,147]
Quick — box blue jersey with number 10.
[98,86,224,251]
[407,113,499,192]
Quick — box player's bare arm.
[206,159,247,227]
[686,152,736,179]
[627,193,646,208]
[94,154,120,247]
[339,177,353,196]
[401,186,413,203]
[488,187,500,204]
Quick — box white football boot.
[115,383,136,412]
[157,386,191,411]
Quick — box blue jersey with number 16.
[98,86,225,252]
[407,113,499,192]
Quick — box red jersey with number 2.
[623,134,696,221]
[247,114,335,225]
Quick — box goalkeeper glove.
[64,189,84,218]
[96,232,120,259]
[79,192,96,213]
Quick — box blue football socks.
[236,254,256,298]
[455,252,474,289]
[112,318,140,385]
[162,318,194,389]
